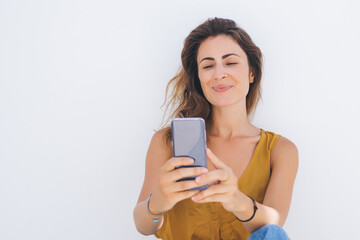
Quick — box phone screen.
[171,118,208,190]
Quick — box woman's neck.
[209,101,256,140]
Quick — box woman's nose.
[213,65,227,80]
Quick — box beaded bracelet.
[146,193,164,223]
[235,195,258,222]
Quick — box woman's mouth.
[212,85,232,92]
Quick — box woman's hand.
[149,157,209,214]
[191,148,246,213]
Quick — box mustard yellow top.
[155,129,281,240]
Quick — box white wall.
[1,0,359,239]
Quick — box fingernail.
[201,168,208,173]
[192,196,198,201]
[195,176,201,183]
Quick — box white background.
[1,0,360,239]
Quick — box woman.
[133,17,298,240]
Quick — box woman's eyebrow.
[199,53,240,64]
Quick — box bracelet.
[146,193,164,223]
[235,195,258,222]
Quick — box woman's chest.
[207,136,261,179]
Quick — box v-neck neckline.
[237,128,264,182]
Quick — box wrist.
[232,191,249,213]
[234,194,258,222]
[146,193,164,222]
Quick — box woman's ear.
[249,71,255,83]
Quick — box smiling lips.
[212,85,232,92]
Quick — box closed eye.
[203,63,237,69]
[203,65,213,69]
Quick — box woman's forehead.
[197,35,245,61]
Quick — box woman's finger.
[195,169,231,185]
[208,179,221,187]
[206,148,229,170]
[161,157,194,172]
[175,189,201,202]
[191,184,228,201]
[167,166,208,183]
[192,193,228,203]
[172,179,206,192]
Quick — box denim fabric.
[248,224,290,240]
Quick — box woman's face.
[197,34,254,108]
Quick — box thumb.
[206,148,228,170]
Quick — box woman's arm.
[133,129,204,235]
[191,136,298,233]
[133,130,169,235]
[234,136,299,232]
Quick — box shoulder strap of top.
[264,130,281,157]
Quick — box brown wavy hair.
[160,17,263,148]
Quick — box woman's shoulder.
[262,129,297,149]
[149,126,172,157]
[262,128,281,139]
[152,126,171,143]
[268,130,298,169]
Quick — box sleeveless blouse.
[155,129,281,240]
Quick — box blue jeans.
[248,224,290,240]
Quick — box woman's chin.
[210,100,237,108]
[205,94,243,108]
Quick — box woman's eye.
[202,63,236,69]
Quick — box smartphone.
[171,117,208,191]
